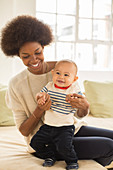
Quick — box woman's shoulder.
[9,69,27,87]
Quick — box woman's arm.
[19,94,51,136]
[19,106,44,137]
[66,93,89,118]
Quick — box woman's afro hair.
[0,15,53,57]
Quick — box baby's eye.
[56,71,60,75]
[64,73,69,76]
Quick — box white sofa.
[1,80,113,170]
[1,114,113,170]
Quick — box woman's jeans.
[74,126,113,166]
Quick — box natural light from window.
[36,0,113,71]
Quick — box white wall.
[0,0,36,85]
[0,0,36,28]
[78,71,113,91]
[0,0,113,87]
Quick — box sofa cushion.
[0,126,106,170]
[84,80,113,118]
[0,84,15,126]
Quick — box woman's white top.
[6,69,87,153]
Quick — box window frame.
[36,0,113,71]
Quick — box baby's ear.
[74,76,78,82]
[51,69,54,76]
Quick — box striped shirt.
[40,81,83,126]
[41,86,78,115]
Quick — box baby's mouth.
[57,80,65,83]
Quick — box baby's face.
[52,62,77,87]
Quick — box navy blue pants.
[30,124,78,164]
[31,125,113,166]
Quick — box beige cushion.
[84,80,113,118]
[0,84,15,126]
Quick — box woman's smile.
[19,42,45,74]
[31,63,39,67]
[29,61,40,69]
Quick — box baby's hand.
[36,92,46,105]
[66,94,75,102]
[38,97,46,105]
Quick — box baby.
[30,59,83,170]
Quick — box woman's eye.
[35,51,41,55]
[22,55,30,59]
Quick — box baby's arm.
[36,92,47,105]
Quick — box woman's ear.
[74,76,78,82]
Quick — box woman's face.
[19,42,44,74]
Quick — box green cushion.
[84,80,113,118]
[0,84,15,126]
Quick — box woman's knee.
[95,138,113,166]
[103,138,113,152]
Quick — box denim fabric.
[31,125,113,166]
[30,124,78,164]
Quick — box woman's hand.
[19,93,51,137]
[66,93,89,117]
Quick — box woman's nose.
[31,55,38,61]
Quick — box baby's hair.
[55,59,78,73]
[0,15,53,57]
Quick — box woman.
[1,15,113,169]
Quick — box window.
[36,0,113,71]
